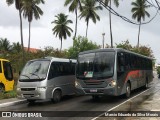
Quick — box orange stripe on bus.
[125,70,140,83]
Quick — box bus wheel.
[144,79,148,89]
[52,90,62,103]
[125,82,131,98]
[92,95,100,101]
[0,85,5,93]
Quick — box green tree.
[12,42,22,53]
[116,40,132,50]
[21,0,44,52]
[67,36,100,58]
[157,66,160,76]
[51,13,73,52]
[79,0,102,37]
[131,0,150,48]
[0,38,12,53]
[103,0,119,48]
[116,40,153,58]
[64,0,82,39]
[6,0,25,64]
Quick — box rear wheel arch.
[125,80,131,90]
[51,88,62,103]
[144,77,149,89]
[125,80,131,98]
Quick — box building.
[24,47,40,53]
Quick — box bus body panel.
[75,48,153,97]
[0,59,14,92]
[17,57,76,101]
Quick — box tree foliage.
[51,13,73,51]
[64,0,82,38]
[131,0,150,47]
[67,36,100,59]
[103,0,119,48]
[79,0,103,37]
[116,40,154,58]
[21,0,44,52]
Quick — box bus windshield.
[20,60,50,81]
[76,52,115,80]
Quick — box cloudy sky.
[0,0,160,63]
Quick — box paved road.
[0,77,159,120]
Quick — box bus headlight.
[17,87,20,91]
[75,81,81,88]
[109,80,117,87]
[37,87,47,91]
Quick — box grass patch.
[0,86,17,100]
[0,90,17,100]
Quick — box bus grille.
[84,80,104,85]
[21,88,35,91]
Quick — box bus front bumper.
[75,87,116,96]
[17,88,47,100]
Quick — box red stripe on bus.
[125,70,140,83]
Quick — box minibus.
[17,57,76,103]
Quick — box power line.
[96,0,160,25]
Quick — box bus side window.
[71,63,76,75]
[3,61,13,81]
[48,63,54,80]
[117,53,125,73]
[125,53,130,70]
[48,62,61,80]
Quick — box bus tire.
[144,79,148,89]
[125,82,131,98]
[52,90,62,103]
[92,95,100,101]
[0,84,5,93]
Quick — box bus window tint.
[76,52,115,79]
[3,61,13,81]
[20,60,50,80]
[76,53,95,78]
[0,61,2,73]
[117,53,125,73]
[94,52,114,78]
[48,62,74,80]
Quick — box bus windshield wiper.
[21,74,30,79]
[29,73,40,79]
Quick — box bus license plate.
[90,89,97,93]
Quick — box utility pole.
[102,33,105,49]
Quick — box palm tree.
[12,42,22,53]
[79,0,103,37]
[51,13,73,51]
[131,0,150,48]
[6,0,25,64]
[103,0,119,48]
[0,38,12,54]
[64,0,82,39]
[21,0,44,52]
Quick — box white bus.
[17,57,76,103]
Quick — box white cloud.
[0,0,160,63]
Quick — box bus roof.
[78,48,153,60]
[0,58,10,62]
[28,57,77,63]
